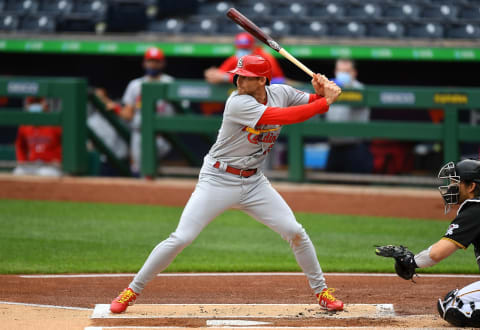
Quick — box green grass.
[0,199,477,274]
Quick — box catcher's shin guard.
[437,288,480,327]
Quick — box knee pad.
[438,288,480,327]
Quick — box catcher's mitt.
[375,245,417,281]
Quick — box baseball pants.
[129,156,327,294]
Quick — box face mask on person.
[145,68,162,77]
[27,104,43,113]
[335,72,352,87]
[236,49,251,59]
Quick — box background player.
[376,159,480,327]
[13,97,62,177]
[110,54,344,314]
[204,32,285,85]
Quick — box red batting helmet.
[235,32,255,49]
[228,55,272,86]
[144,47,165,61]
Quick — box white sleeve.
[225,95,267,128]
[282,85,310,106]
[122,80,138,106]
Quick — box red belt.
[214,162,257,178]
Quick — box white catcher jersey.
[208,84,310,169]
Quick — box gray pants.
[129,156,327,294]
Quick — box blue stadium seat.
[56,13,100,32]
[147,17,183,34]
[330,21,366,37]
[197,1,231,16]
[368,22,405,38]
[345,3,382,19]
[458,5,480,21]
[182,17,217,35]
[420,4,458,21]
[382,3,420,20]
[38,0,73,15]
[0,0,5,11]
[292,19,328,37]
[20,15,56,32]
[269,19,292,37]
[5,0,39,13]
[217,18,245,34]
[306,2,345,18]
[446,23,480,38]
[406,22,444,38]
[235,2,271,18]
[0,14,19,31]
[73,0,106,16]
[271,2,307,17]
[106,0,146,32]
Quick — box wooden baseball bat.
[226,8,314,78]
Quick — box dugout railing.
[0,77,88,175]
[141,80,480,181]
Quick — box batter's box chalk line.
[91,303,395,320]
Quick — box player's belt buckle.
[239,169,244,177]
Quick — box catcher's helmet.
[438,159,480,213]
[228,55,272,86]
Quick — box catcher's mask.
[438,159,480,213]
[438,162,460,214]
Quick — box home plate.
[91,303,394,319]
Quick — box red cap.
[228,55,272,85]
[235,32,255,49]
[144,47,165,61]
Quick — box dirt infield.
[0,174,450,220]
[1,273,478,329]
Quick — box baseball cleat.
[316,288,344,311]
[110,287,138,313]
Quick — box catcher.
[376,159,480,327]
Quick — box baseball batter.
[376,159,480,327]
[110,55,344,313]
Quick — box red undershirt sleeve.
[257,98,329,125]
[308,93,322,103]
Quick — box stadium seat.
[269,19,291,37]
[217,18,244,34]
[345,3,382,19]
[147,17,183,33]
[5,0,39,13]
[382,3,420,20]
[182,17,217,35]
[368,22,405,38]
[457,5,480,21]
[73,0,106,16]
[271,3,307,17]
[420,4,458,21]
[235,2,271,18]
[292,20,328,37]
[19,15,56,32]
[406,22,444,38]
[197,1,231,16]
[38,0,73,15]
[306,2,345,18]
[0,14,19,31]
[56,13,100,32]
[106,0,146,32]
[330,21,366,37]
[0,0,5,11]
[446,23,480,38]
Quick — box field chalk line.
[19,272,480,279]
[0,301,92,311]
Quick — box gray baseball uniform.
[122,74,175,173]
[129,84,327,294]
